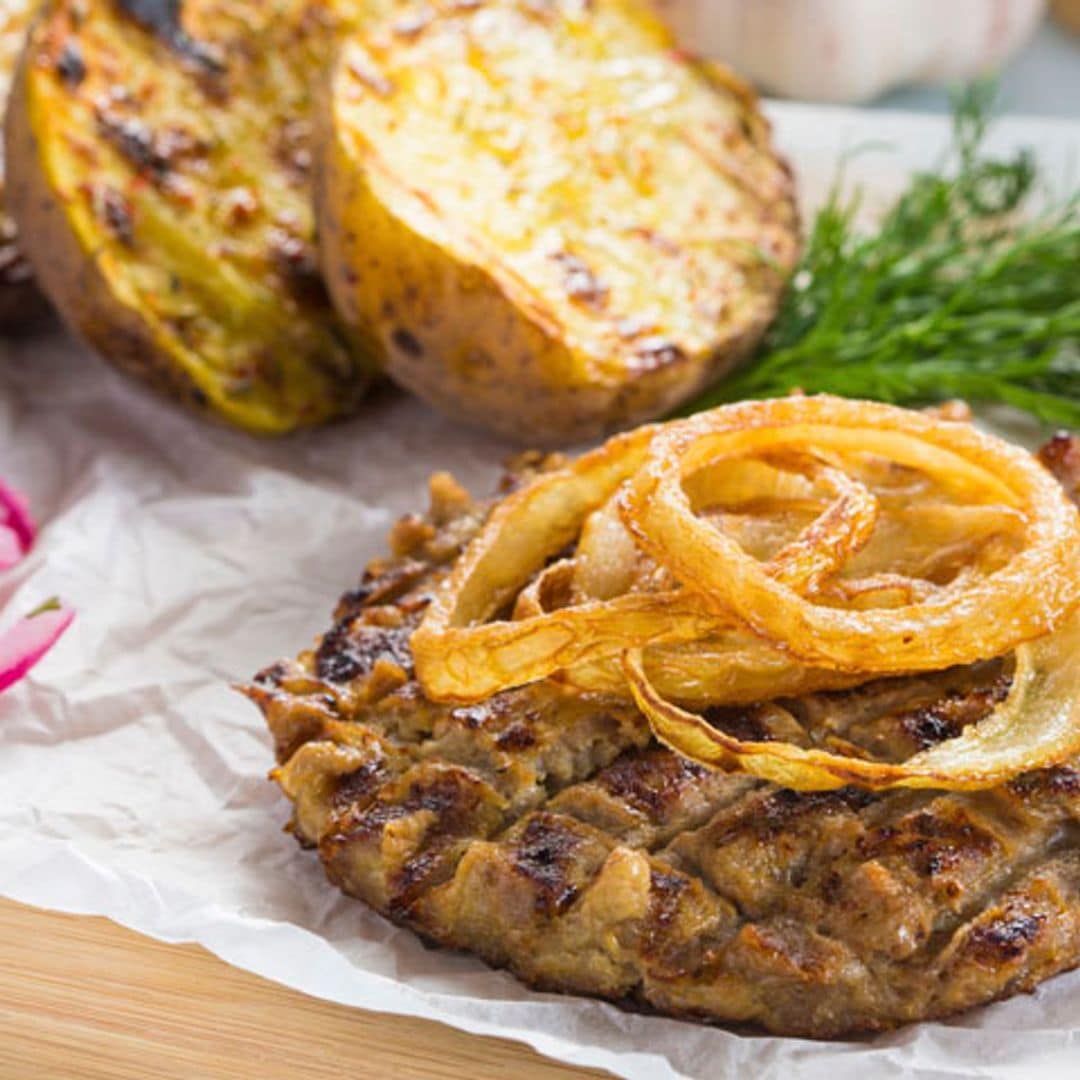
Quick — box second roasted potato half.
[7,0,374,433]
[318,0,799,444]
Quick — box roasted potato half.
[0,0,47,330]
[7,0,374,433]
[318,0,799,443]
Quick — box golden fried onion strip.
[623,606,1080,792]
[558,636,864,705]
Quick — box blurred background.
[659,0,1080,116]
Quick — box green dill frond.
[684,85,1080,428]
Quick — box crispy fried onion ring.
[623,608,1080,791]
[622,396,1078,671]
[412,396,1080,791]
[412,427,878,703]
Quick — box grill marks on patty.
[246,437,1080,1037]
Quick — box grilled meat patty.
[245,439,1080,1038]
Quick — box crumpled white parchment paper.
[1,104,1078,1080]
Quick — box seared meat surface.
[245,440,1080,1038]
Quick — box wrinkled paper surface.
[1,105,1078,1080]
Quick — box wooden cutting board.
[0,897,609,1080]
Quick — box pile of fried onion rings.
[412,396,1080,792]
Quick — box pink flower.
[0,600,75,693]
[0,479,73,691]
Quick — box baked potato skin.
[0,0,48,330]
[318,0,799,444]
[7,0,374,433]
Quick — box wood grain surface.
[0,897,610,1080]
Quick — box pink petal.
[0,479,36,565]
[0,525,21,570]
[0,603,75,693]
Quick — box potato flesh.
[325,0,798,440]
[14,1,370,431]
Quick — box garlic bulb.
[656,0,1047,103]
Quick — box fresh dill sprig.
[684,84,1080,427]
